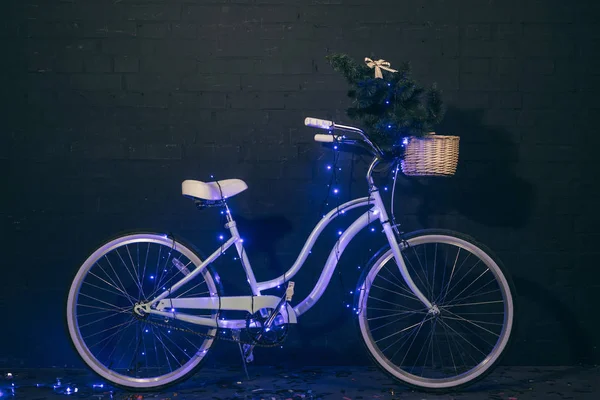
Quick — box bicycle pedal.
[285,281,295,301]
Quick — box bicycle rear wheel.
[357,229,515,390]
[66,232,220,391]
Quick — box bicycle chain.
[137,312,288,348]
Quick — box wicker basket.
[400,133,460,177]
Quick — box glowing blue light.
[358,266,361,269]
[66,387,72,394]
[168,330,171,333]
[337,230,342,236]
[371,227,375,232]
[233,257,238,260]
[220,211,224,215]
[387,83,391,86]
[384,187,388,191]
[333,188,339,194]
[142,352,145,355]
[387,125,391,128]
[210,175,214,179]
[277,285,280,288]
[350,291,353,294]
[219,235,224,240]
[171,308,175,312]
[346,304,350,308]
[385,100,390,104]
[145,329,148,333]
[334,145,338,150]
[93,384,104,389]
[265,328,270,332]
[326,165,331,170]
[150,275,154,279]
[240,238,244,242]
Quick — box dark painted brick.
[84,55,112,73]
[182,74,241,91]
[491,92,522,109]
[522,93,554,109]
[54,56,83,73]
[171,23,197,39]
[464,24,492,40]
[136,23,169,39]
[114,56,139,73]
[126,5,182,21]
[70,74,122,91]
[129,144,183,160]
[461,58,490,74]
[459,73,518,91]
[171,92,227,109]
[101,39,154,55]
[140,56,197,74]
[82,22,137,38]
[459,0,515,23]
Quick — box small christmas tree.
[327,54,445,153]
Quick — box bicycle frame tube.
[254,196,375,292]
[293,187,433,316]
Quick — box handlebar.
[304,117,384,158]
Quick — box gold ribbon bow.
[364,57,397,79]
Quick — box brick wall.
[2,0,599,367]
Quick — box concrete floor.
[1,365,598,399]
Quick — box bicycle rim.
[66,233,219,390]
[357,232,514,389]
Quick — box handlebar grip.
[314,134,335,143]
[305,117,333,130]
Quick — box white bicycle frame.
[139,120,435,330]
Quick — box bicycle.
[66,117,515,391]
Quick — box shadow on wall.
[397,106,535,229]
[511,275,596,365]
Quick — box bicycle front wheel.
[66,232,221,391]
[357,229,515,390]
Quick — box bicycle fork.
[371,188,438,314]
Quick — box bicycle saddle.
[182,179,248,201]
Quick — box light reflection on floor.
[0,366,598,399]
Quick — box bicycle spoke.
[442,300,504,308]
[115,248,144,297]
[96,260,131,302]
[125,244,144,299]
[372,283,422,302]
[432,243,437,303]
[437,318,488,358]
[368,310,425,321]
[79,292,130,313]
[440,318,458,374]
[443,288,502,309]
[369,296,424,311]
[176,281,207,298]
[377,270,422,301]
[444,264,487,306]
[79,311,130,329]
[83,280,134,304]
[442,308,501,336]
[437,248,467,304]
[370,312,420,333]
[409,319,435,374]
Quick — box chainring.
[244,309,289,346]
